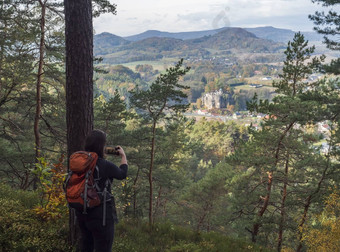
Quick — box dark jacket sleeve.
[103,159,128,180]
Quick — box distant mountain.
[245,26,323,42]
[122,37,186,52]
[94,27,285,64]
[186,27,282,52]
[120,26,323,44]
[124,28,226,41]
[244,26,295,42]
[302,31,324,42]
[121,28,284,53]
[94,32,130,55]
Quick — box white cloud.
[93,0,330,36]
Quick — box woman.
[76,129,128,252]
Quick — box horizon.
[95,25,317,38]
[93,0,331,37]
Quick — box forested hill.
[122,26,322,42]
[94,32,130,48]
[123,27,227,41]
[94,27,285,63]
[244,26,323,42]
[186,27,279,51]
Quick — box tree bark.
[277,156,289,252]
[149,121,157,225]
[33,0,46,189]
[154,185,162,218]
[252,121,295,243]
[64,0,93,247]
[252,170,273,242]
[296,154,330,252]
[133,164,141,218]
[65,0,93,158]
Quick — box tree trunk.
[252,170,273,242]
[33,0,46,189]
[296,155,330,252]
[277,156,289,252]
[149,121,156,225]
[154,185,162,218]
[252,122,295,243]
[133,164,141,218]
[65,0,93,157]
[64,0,94,247]
[296,195,311,252]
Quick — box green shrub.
[0,185,72,252]
[167,240,215,252]
[113,220,273,252]
[0,184,272,252]
[0,184,39,209]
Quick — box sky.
[93,0,334,37]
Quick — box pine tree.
[130,59,190,225]
[228,33,329,250]
[0,1,39,189]
[309,0,340,74]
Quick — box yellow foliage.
[302,187,340,252]
[281,248,295,252]
[33,155,68,221]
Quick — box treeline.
[95,63,277,111]
[94,27,285,64]
[1,1,340,252]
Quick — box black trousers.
[78,218,115,252]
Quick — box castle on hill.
[202,89,234,109]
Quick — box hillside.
[245,26,323,42]
[122,37,186,52]
[0,184,274,252]
[245,26,296,42]
[124,27,226,41]
[94,32,130,55]
[120,26,322,43]
[112,220,274,252]
[187,27,284,52]
[94,27,285,64]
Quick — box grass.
[119,57,183,72]
[0,184,274,252]
[112,220,274,252]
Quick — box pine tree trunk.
[64,0,94,247]
[277,157,289,252]
[149,121,156,225]
[154,185,162,218]
[296,154,330,252]
[65,0,93,158]
[252,170,273,242]
[33,0,46,189]
[296,195,311,252]
[252,122,295,243]
[133,164,141,218]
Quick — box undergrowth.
[0,183,273,252]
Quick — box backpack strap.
[94,163,112,226]
[63,171,73,193]
[83,169,92,214]
[94,165,101,192]
[102,179,112,226]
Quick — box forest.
[0,0,339,252]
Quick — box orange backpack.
[64,151,101,214]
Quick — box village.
[185,75,331,154]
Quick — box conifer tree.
[309,0,340,74]
[0,1,39,188]
[130,59,190,225]
[64,1,116,247]
[229,33,327,250]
